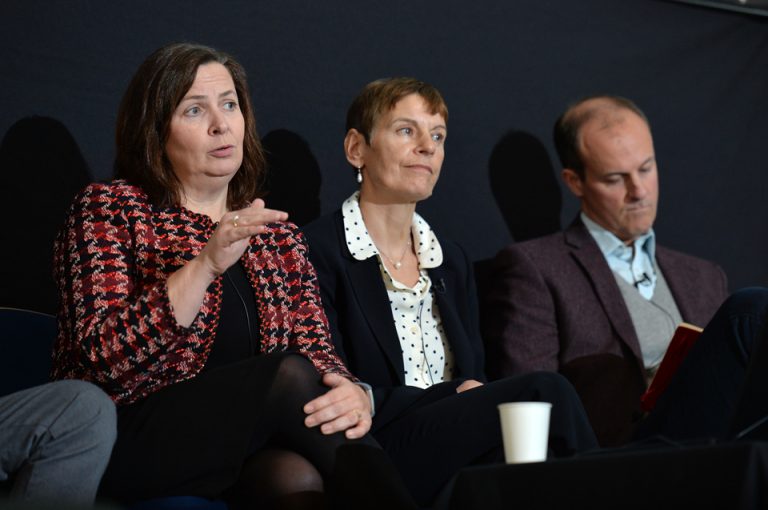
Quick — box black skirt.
[99,263,273,502]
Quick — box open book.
[640,322,703,412]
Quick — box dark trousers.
[373,372,598,506]
[637,287,768,441]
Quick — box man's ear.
[562,168,585,198]
[344,129,367,168]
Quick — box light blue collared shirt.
[581,213,657,300]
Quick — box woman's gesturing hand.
[199,199,289,278]
[168,199,287,327]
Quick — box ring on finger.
[232,214,240,228]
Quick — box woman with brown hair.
[52,43,411,510]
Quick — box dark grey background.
[1,0,766,313]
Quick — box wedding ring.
[232,214,240,228]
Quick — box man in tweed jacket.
[482,96,728,445]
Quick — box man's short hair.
[553,95,649,179]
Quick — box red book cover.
[640,322,703,413]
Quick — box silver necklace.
[380,239,412,270]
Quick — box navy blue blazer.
[302,210,485,430]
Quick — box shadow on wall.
[475,130,564,325]
[488,130,562,243]
[262,129,322,227]
[0,117,92,314]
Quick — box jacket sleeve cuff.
[354,381,376,417]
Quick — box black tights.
[104,353,411,509]
[226,449,325,510]
[243,353,378,478]
[225,353,378,510]
[235,354,412,510]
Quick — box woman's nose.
[417,132,436,155]
[209,111,229,136]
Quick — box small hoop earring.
[356,167,363,184]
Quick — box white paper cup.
[497,401,552,464]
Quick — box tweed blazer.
[482,218,728,380]
[481,217,728,444]
[302,210,486,429]
[52,181,351,405]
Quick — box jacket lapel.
[428,265,476,378]
[336,217,407,385]
[655,248,694,322]
[565,219,644,362]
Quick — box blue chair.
[129,496,229,510]
[0,306,56,396]
[0,307,229,509]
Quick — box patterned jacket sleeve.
[52,183,208,403]
[255,223,355,380]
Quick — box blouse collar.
[341,191,443,269]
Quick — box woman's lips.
[209,145,235,157]
[406,164,433,173]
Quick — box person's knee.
[54,380,117,446]
[274,353,321,387]
[229,449,324,508]
[518,371,580,403]
[704,288,768,359]
[259,449,324,494]
[721,287,768,319]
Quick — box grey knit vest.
[614,268,682,370]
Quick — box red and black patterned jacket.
[53,180,352,405]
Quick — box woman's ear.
[344,129,366,168]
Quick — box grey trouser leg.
[0,380,117,505]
